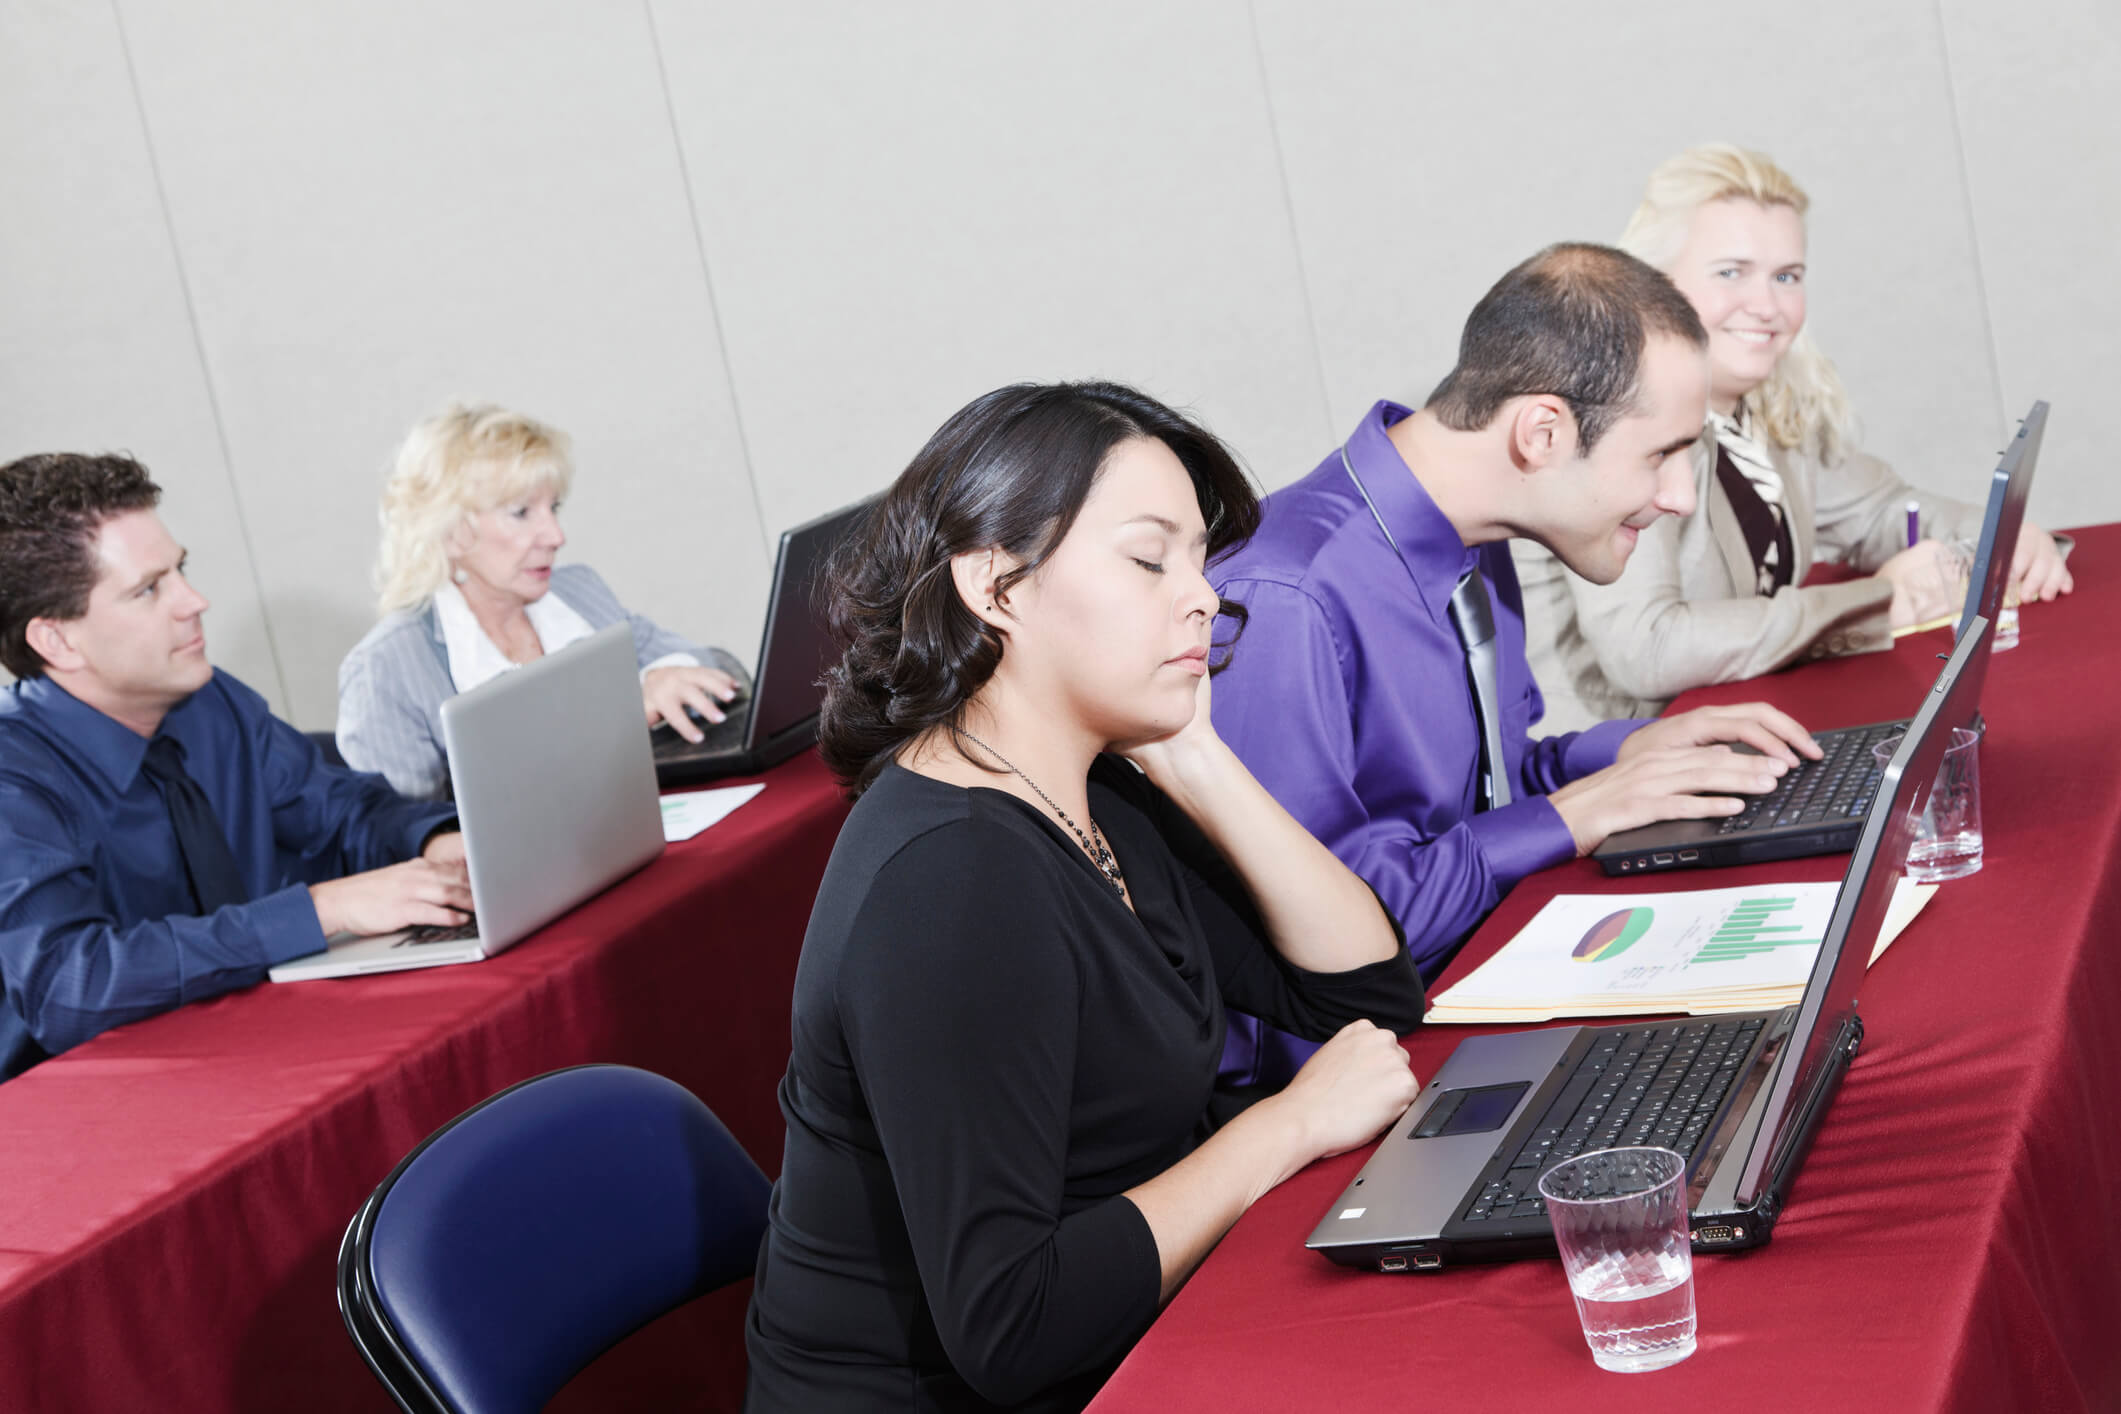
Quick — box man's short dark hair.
[1426,242,1708,454]
[0,453,163,678]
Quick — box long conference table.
[5,532,2116,1414]
[0,748,852,1413]
[1091,521,2121,1413]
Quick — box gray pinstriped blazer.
[335,563,747,799]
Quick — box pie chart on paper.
[1573,906,1655,962]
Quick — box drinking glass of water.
[1537,1146,1696,1373]
[1871,727,1984,882]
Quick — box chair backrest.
[338,1065,770,1414]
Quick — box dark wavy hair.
[0,452,163,678]
[819,381,1261,796]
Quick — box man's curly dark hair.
[0,453,162,678]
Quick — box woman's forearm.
[1122,1089,1312,1303]
[1135,733,1398,974]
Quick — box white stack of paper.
[1426,878,1934,1025]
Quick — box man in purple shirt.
[1212,244,1818,1085]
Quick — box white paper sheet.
[659,783,766,842]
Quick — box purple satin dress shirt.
[1210,400,1646,1087]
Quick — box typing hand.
[2011,521,2074,603]
[1875,540,1958,629]
[1618,704,1820,768]
[309,858,473,938]
[1272,1020,1423,1165]
[643,665,743,741]
[1547,745,1785,856]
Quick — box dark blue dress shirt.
[0,670,455,1079]
[1211,401,1650,1085]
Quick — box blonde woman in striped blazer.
[336,402,747,799]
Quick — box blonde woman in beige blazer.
[1518,434,1984,730]
[1520,145,2073,734]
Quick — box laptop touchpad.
[1411,1081,1530,1139]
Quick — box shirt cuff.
[1464,796,1579,889]
[639,652,701,679]
[1561,717,1646,777]
[400,804,460,862]
[250,883,332,965]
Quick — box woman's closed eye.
[1131,557,1165,575]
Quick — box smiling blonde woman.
[1516,144,2072,732]
[336,401,747,798]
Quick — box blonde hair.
[374,401,576,614]
[1618,143,1854,460]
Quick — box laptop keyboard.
[651,705,749,758]
[1461,1017,1763,1225]
[395,918,480,947]
[1714,721,1905,837]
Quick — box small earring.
[452,566,470,585]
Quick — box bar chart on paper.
[1692,895,1822,964]
[1423,880,1933,1024]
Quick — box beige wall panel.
[115,0,763,727]
[649,1,1335,523]
[0,0,287,709]
[1942,0,2121,530]
[1254,0,2007,505]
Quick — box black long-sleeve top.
[745,754,1425,1412]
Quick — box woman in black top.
[745,383,1427,1413]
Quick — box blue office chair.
[337,1064,771,1413]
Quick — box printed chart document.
[660,783,766,843]
[1427,879,1935,1024]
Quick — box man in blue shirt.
[1212,244,1820,1085]
[0,453,470,1079]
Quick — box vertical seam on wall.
[1245,0,1338,462]
[108,0,295,715]
[642,0,769,556]
[1932,0,2010,436]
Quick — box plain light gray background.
[5,0,2115,727]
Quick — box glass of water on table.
[1537,1147,1697,1372]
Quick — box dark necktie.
[138,735,249,915]
[1447,569,1513,813]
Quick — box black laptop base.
[1596,719,1908,876]
[652,710,819,787]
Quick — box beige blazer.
[1516,430,1982,734]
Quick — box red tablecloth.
[0,749,851,1414]
[1093,524,2121,1413]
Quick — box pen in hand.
[1905,499,1921,549]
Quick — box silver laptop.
[270,623,665,981]
[1308,615,1992,1271]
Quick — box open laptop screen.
[1954,402,2047,643]
[1736,616,1994,1202]
[747,495,879,749]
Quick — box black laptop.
[1593,401,2045,876]
[1306,615,1992,1272]
[652,495,876,786]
